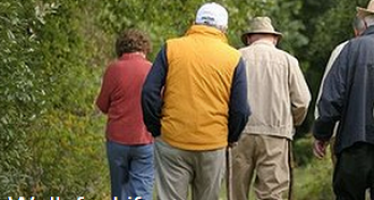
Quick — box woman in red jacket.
[96,29,153,200]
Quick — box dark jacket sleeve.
[228,58,251,143]
[313,43,350,141]
[141,45,168,137]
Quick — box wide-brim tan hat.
[241,16,282,45]
[357,0,374,18]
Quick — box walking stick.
[226,146,233,200]
[288,140,294,200]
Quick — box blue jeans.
[106,141,154,200]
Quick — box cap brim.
[357,7,374,17]
[241,31,282,45]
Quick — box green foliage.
[1,0,372,198]
[1,0,109,198]
[0,0,44,195]
[294,157,334,200]
[97,0,307,60]
[21,112,107,198]
[294,139,333,198]
[225,0,308,55]
[293,135,315,167]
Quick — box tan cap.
[357,0,374,18]
[241,16,282,45]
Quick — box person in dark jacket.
[313,1,374,199]
[314,16,366,165]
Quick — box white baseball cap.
[195,2,228,27]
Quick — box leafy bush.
[293,136,334,200]
[294,157,334,200]
[0,0,44,196]
[20,111,108,199]
[293,134,316,167]
[1,0,110,198]
[1,0,369,198]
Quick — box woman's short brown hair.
[115,29,152,57]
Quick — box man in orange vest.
[142,2,250,199]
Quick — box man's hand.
[313,139,328,159]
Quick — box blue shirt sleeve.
[228,58,251,143]
[141,45,168,137]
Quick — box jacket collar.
[250,39,276,47]
[119,52,146,60]
[362,25,374,36]
[186,25,228,43]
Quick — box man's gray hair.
[352,16,366,32]
[364,15,374,27]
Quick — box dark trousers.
[106,141,154,200]
[333,142,374,200]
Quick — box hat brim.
[357,7,374,17]
[241,31,282,46]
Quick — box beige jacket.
[240,40,311,139]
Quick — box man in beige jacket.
[233,17,311,200]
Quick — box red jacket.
[96,53,153,145]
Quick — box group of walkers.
[96,1,374,200]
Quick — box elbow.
[95,100,108,114]
[141,85,152,109]
[242,108,251,124]
[299,92,312,109]
[238,111,250,125]
[246,103,252,118]
[305,91,312,106]
[292,108,308,126]
[142,83,153,99]
[97,105,108,114]
[292,89,312,109]
[240,102,251,121]
[231,105,251,121]
[291,104,310,126]
[291,96,312,126]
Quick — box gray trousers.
[154,138,225,200]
